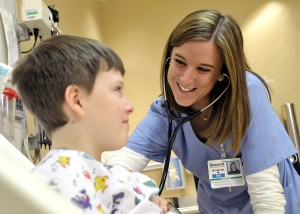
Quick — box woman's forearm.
[245,164,286,213]
[104,147,150,171]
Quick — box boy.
[12,35,167,213]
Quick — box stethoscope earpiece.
[219,73,229,81]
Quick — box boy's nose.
[128,105,134,113]
[126,99,134,113]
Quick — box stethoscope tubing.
[158,103,203,195]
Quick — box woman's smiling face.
[167,40,223,110]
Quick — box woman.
[107,10,300,213]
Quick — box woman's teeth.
[179,85,193,92]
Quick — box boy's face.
[80,68,134,152]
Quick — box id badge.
[207,158,245,189]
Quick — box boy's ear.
[64,85,85,118]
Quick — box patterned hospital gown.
[32,148,162,213]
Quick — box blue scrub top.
[127,72,300,213]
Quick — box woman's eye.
[174,59,186,66]
[197,67,210,72]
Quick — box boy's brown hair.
[12,35,125,135]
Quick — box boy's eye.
[114,86,124,97]
[116,86,123,91]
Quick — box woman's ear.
[64,85,85,118]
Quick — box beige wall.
[43,0,103,40]
[16,0,300,199]
[98,0,300,133]
[17,0,300,135]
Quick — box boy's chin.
[111,139,127,151]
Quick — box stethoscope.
[158,57,231,195]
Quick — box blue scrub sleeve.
[126,98,170,163]
[241,74,296,175]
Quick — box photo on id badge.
[227,160,241,175]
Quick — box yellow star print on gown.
[95,175,109,193]
[57,156,70,168]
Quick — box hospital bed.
[0,134,82,214]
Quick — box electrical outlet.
[15,98,25,119]
[28,135,39,150]
[18,23,31,42]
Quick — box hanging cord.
[21,28,40,54]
